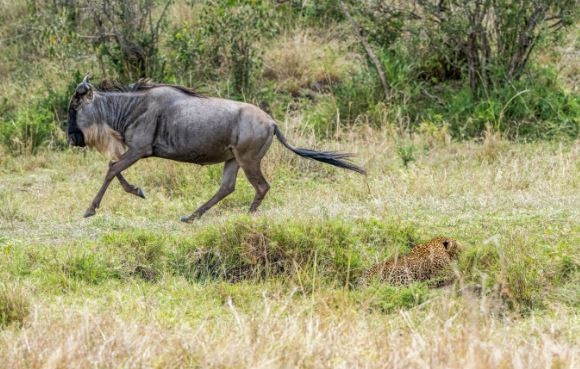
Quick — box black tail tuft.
[274,125,366,174]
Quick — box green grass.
[0,132,578,367]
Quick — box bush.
[0,0,577,155]
[0,71,84,156]
[303,67,383,137]
[360,0,577,94]
[168,2,278,96]
[0,107,60,155]
[418,66,579,139]
[460,236,578,312]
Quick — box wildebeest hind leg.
[109,162,145,199]
[84,149,147,218]
[235,126,273,214]
[241,162,270,213]
[181,159,240,223]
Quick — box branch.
[339,1,390,101]
[154,0,173,41]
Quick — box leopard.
[360,237,462,286]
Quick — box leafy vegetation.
[0,0,578,155]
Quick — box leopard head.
[440,238,462,259]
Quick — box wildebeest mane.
[96,79,204,98]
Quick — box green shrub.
[168,2,278,96]
[333,69,383,125]
[419,67,579,139]
[460,236,579,312]
[396,143,417,167]
[0,107,59,155]
[303,96,339,137]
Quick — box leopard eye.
[443,240,450,249]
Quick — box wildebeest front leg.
[181,159,240,223]
[109,161,146,199]
[84,150,148,218]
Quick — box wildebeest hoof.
[84,209,96,218]
[180,214,202,223]
[137,188,145,199]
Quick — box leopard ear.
[443,240,450,249]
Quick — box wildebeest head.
[67,75,93,147]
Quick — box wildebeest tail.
[274,125,366,174]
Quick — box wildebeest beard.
[68,103,86,147]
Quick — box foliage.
[79,0,173,80]
[0,0,577,156]
[396,142,417,167]
[168,1,278,96]
[417,65,580,138]
[0,106,60,155]
[358,0,578,95]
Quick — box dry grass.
[0,129,578,368]
[262,28,361,94]
[0,284,30,328]
[0,295,577,369]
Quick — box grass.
[0,128,578,368]
[262,28,360,95]
[0,1,576,365]
[0,284,30,328]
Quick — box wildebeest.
[68,76,365,221]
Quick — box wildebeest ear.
[82,75,90,85]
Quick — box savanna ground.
[1,1,579,368]
[0,126,578,368]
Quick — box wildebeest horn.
[75,75,92,96]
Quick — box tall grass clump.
[460,234,579,312]
[0,284,30,328]
[171,217,418,285]
[101,231,167,282]
[262,30,359,96]
[0,218,417,289]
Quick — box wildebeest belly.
[152,118,236,165]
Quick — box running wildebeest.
[67,76,365,222]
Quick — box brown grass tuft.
[0,284,30,328]
[262,29,361,95]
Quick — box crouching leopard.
[361,237,462,286]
